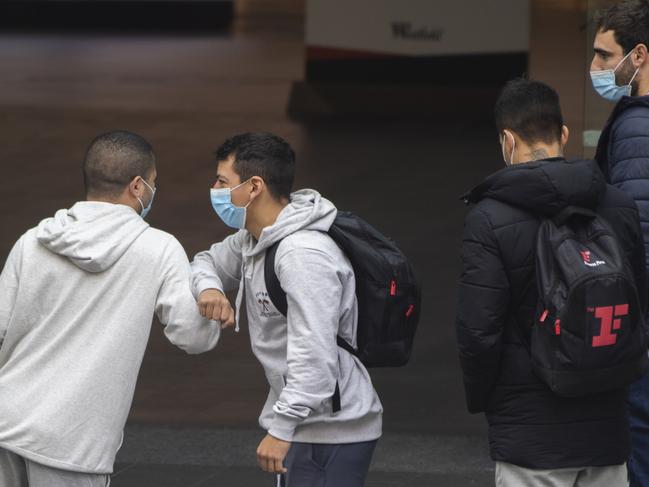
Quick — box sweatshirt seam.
[275,234,337,261]
[274,241,339,278]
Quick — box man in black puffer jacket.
[456,79,648,487]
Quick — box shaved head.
[83,131,155,197]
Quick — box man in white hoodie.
[191,132,383,487]
[0,131,226,487]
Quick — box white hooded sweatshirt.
[191,190,382,444]
[0,201,220,474]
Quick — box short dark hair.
[215,132,296,200]
[494,78,564,145]
[83,131,155,197]
[595,0,649,55]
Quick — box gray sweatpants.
[496,461,628,487]
[0,448,110,487]
[278,440,377,487]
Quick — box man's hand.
[197,289,235,329]
[256,434,291,474]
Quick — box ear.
[248,176,265,199]
[561,125,570,147]
[635,44,648,67]
[128,176,146,199]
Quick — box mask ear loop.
[613,49,634,73]
[135,176,154,215]
[629,65,641,88]
[502,130,516,166]
[229,178,255,209]
[615,49,641,92]
[244,181,255,209]
[241,179,256,209]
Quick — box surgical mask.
[590,50,640,102]
[137,179,156,219]
[501,130,515,166]
[210,179,252,229]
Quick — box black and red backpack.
[265,211,421,372]
[532,205,648,396]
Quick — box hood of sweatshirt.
[462,158,606,215]
[223,189,337,332]
[244,188,338,258]
[36,201,149,273]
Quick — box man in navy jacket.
[592,2,649,485]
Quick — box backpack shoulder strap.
[337,335,357,356]
[266,239,357,354]
[264,237,353,414]
[265,240,288,317]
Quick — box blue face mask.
[590,50,639,102]
[137,179,156,219]
[210,179,252,229]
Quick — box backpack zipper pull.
[540,310,549,323]
[406,304,414,318]
[555,319,561,336]
[390,280,397,296]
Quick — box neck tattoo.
[528,148,550,161]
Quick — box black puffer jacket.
[456,158,648,469]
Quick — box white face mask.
[501,130,516,166]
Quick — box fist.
[256,434,291,474]
[197,289,235,329]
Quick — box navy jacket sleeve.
[608,110,649,270]
[629,210,649,322]
[625,206,649,334]
[456,206,510,414]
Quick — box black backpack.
[265,211,422,410]
[532,205,648,396]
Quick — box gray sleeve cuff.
[193,278,224,300]
[268,413,299,442]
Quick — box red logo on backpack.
[588,304,629,347]
[580,249,606,267]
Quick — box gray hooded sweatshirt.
[0,201,220,474]
[191,189,383,444]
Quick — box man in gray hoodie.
[191,132,382,487]
[0,131,226,487]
